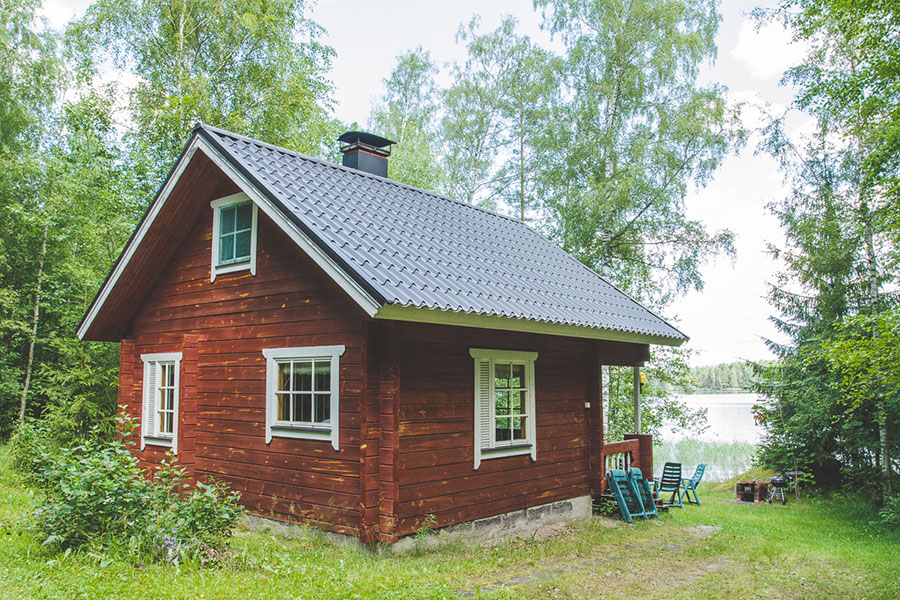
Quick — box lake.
[659,392,764,444]
[653,392,764,481]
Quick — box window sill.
[212,260,252,280]
[267,426,334,446]
[484,443,532,454]
[271,424,331,433]
[478,444,534,466]
[142,436,174,448]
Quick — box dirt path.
[456,524,724,598]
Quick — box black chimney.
[338,131,395,178]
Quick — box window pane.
[234,230,251,259]
[494,363,510,388]
[511,364,525,388]
[295,393,312,422]
[512,417,526,440]
[277,393,290,421]
[235,203,252,231]
[314,393,330,423]
[162,412,173,434]
[495,418,511,442]
[163,388,174,411]
[221,206,235,234]
[510,391,523,414]
[219,234,234,263]
[314,361,330,392]
[278,362,292,392]
[166,363,175,386]
[294,361,312,392]
[494,390,509,415]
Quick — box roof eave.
[374,304,688,347]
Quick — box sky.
[44,0,809,367]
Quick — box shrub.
[879,494,900,529]
[11,417,242,564]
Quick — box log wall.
[393,322,595,537]
[120,202,367,536]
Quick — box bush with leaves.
[11,417,242,564]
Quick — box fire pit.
[736,481,768,502]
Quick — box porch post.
[633,365,641,434]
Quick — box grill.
[766,474,792,504]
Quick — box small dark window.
[218,202,253,265]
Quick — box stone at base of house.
[391,495,592,553]
[239,495,592,553]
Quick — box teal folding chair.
[652,462,684,508]
[680,464,706,506]
[606,468,648,522]
[628,467,659,519]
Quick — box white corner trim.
[196,139,381,317]
[262,345,345,450]
[140,352,183,454]
[77,140,202,340]
[209,192,258,282]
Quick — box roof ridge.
[195,122,528,227]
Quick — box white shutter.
[145,361,157,438]
[476,358,493,451]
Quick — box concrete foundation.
[241,495,593,553]
[391,495,593,553]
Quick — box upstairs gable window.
[210,192,258,281]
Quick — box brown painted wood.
[376,322,400,543]
[119,178,367,531]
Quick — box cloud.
[731,19,807,80]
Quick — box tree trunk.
[20,221,49,422]
[519,106,525,222]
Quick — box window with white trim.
[469,349,538,469]
[263,345,345,450]
[210,192,258,282]
[141,352,182,452]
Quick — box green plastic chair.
[653,462,684,508]
[680,464,706,506]
[628,467,659,519]
[606,469,648,522]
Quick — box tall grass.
[653,439,757,482]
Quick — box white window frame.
[263,345,346,450]
[470,348,538,469]
[140,352,183,452]
[210,192,258,282]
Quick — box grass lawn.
[1,453,898,600]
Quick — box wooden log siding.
[393,322,593,537]
[123,195,368,535]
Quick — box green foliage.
[368,48,445,191]
[441,16,555,215]
[68,0,338,185]
[605,347,707,442]
[879,494,900,529]
[756,0,900,498]
[531,0,742,304]
[10,419,241,564]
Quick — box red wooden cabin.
[78,125,686,544]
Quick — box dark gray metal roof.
[198,124,687,343]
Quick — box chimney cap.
[338,130,395,153]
